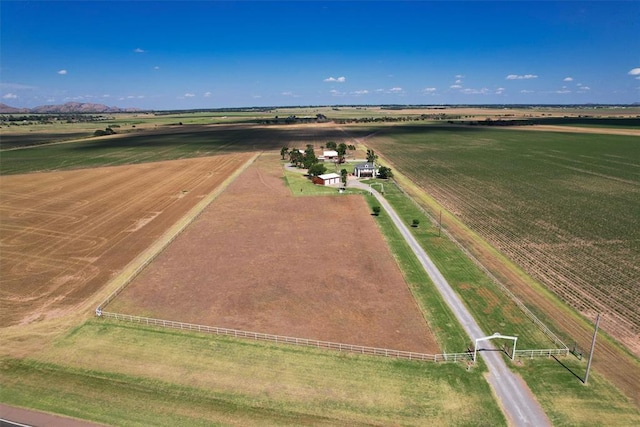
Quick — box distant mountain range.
[0,102,140,114]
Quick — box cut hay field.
[0,153,254,327]
[106,153,438,353]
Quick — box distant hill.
[0,103,30,114]
[0,102,140,114]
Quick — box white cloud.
[389,87,403,93]
[461,88,490,95]
[506,74,538,80]
[204,92,212,97]
[57,69,68,75]
[324,76,346,83]
[520,90,535,94]
[495,87,506,95]
[184,93,195,97]
[422,87,437,93]
[455,74,464,79]
[449,84,462,89]
[563,77,574,82]
[134,48,145,53]
[2,93,17,99]
[628,68,640,75]
[352,90,369,95]
[455,79,463,84]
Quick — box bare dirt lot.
[107,153,439,353]
[0,153,254,326]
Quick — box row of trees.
[281,145,392,181]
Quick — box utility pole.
[584,313,600,385]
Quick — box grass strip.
[366,180,552,350]
[3,319,506,426]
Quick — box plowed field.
[107,154,439,353]
[0,153,254,326]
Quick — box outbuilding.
[353,162,378,178]
[319,150,339,162]
[313,172,341,186]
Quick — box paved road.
[352,181,551,426]
[0,404,106,427]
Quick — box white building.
[353,162,378,178]
[313,172,341,186]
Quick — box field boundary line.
[96,311,473,363]
[97,311,569,363]
[96,152,259,311]
[390,178,569,351]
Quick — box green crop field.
[363,124,640,355]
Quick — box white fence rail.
[97,310,472,363]
[515,348,570,359]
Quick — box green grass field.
[1,320,505,426]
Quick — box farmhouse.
[313,172,341,186]
[353,162,378,178]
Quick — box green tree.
[280,146,289,160]
[289,149,303,167]
[348,144,356,151]
[366,149,378,164]
[302,145,318,169]
[340,168,348,186]
[412,219,420,227]
[308,163,327,177]
[325,141,337,150]
[337,143,348,163]
[378,166,393,179]
[372,206,381,216]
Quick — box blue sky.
[1,1,639,109]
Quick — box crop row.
[367,127,640,353]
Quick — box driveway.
[350,180,550,427]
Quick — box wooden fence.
[515,348,570,359]
[97,310,472,363]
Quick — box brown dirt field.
[108,153,439,354]
[0,153,254,327]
